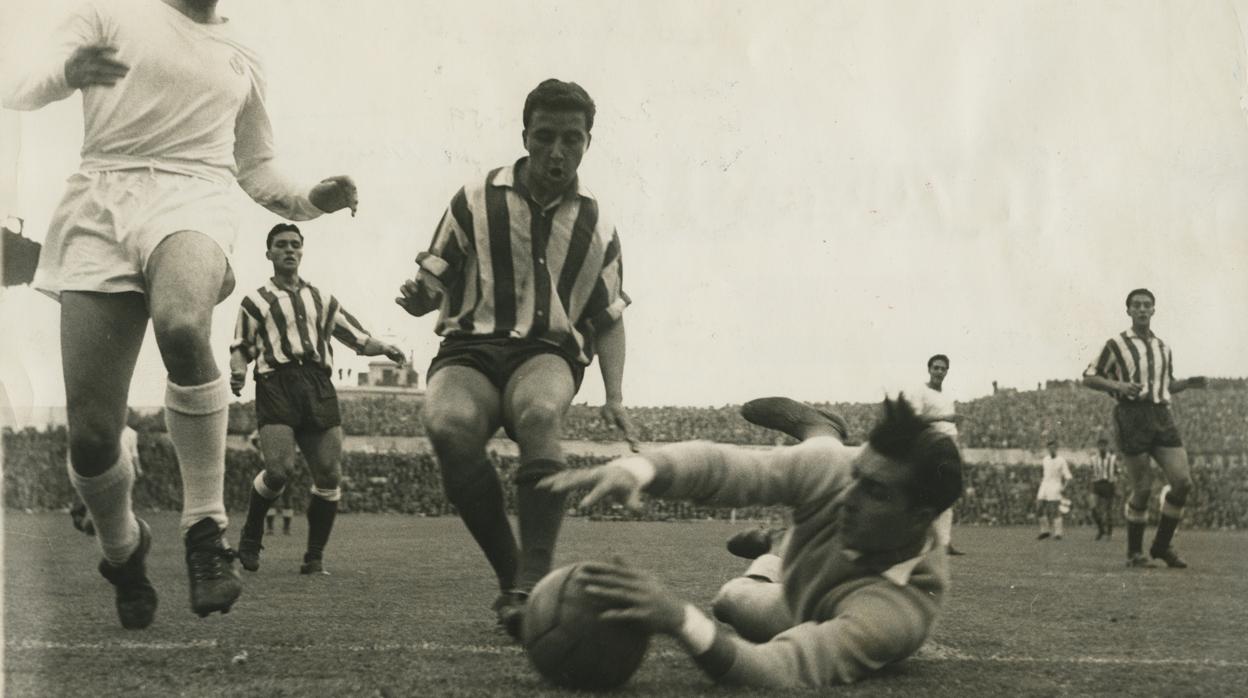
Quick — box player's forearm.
[236,158,323,221]
[2,61,75,110]
[595,317,627,402]
[1082,375,1118,395]
[642,440,829,508]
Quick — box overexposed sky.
[2,0,1247,417]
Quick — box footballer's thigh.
[1121,453,1154,509]
[61,291,149,476]
[297,426,345,490]
[501,353,576,462]
[1151,446,1193,499]
[423,366,503,462]
[258,424,299,484]
[145,230,229,386]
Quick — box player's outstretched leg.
[62,290,155,628]
[1121,453,1154,567]
[238,471,283,572]
[423,367,520,629]
[1150,451,1192,568]
[148,231,241,616]
[740,397,848,442]
[504,355,578,640]
[297,426,345,575]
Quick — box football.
[521,563,651,691]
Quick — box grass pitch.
[5,512,1247,696]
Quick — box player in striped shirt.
[1082,288,1208,568]
[396,79,638,638]
[1088,436,1118,540]
[230,223,405,575]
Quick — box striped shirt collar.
[267,276,307,293]
[490,157,597,204]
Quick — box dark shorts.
[255,362,341,432]
[1114,401,1182,456]
[427,336,585,393]
[1092,480,1116,499]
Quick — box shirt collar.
[842,534,935,587]
[491,157,596,203]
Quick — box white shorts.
[33,169,239,300]
[1036,480,1064,502]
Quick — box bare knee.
[68,423,122,476]
[423,403,489,450]
[310,466,342,491]
[1168,476,1193,499]
[153,312,212,369]
[512,401,564,440]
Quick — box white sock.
[254,470,284,500]
[1054,516,1064,537]
[933,508,954,547]
[165,376,230,534]
[68,448,139,565]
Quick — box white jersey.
[903,384,958,438]
[3,0,320,220]
[1036,455,1072,501]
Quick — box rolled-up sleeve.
[230,303,258,360]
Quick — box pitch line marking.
[11,638,1248,669]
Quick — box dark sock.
[243,486,276,542]
[1127,522,1145,556]
[305,495,338,560]
[446,465,519,591]
[1091,509,1104,534]
[1152,490,1186,552]
[283,516,291,533]
[515,459,567,590]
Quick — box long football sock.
[1152,491,1186,552]
[305,487,340,560]
[445,464,519,591]
[1124,501,1148,556]
[68,448,139,565]
[164,377,229,533]
[242,471,281,542]
[515,458,567,590]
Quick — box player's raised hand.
[578,559,684,635]
[538,459,647,511]
[64,45,129,89]
[600,400,640,452]
[309,175,358,216]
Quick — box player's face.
[523,109,590,197]
[266,232,303,274]
[835,448,932,553]
[928,360,948,387]
[1048,444,1057,457]
[1126,293,1154,328]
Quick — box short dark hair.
[523,79,596,131]
[927,354,950,369]
[266,223,302,249]
[1097,435,1109,444]
[869,396,963,513]
[1125,288,1155,307]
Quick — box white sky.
[2,0,1247,415]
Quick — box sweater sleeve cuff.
[690,622,738,679]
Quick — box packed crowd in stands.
[129,378,1247,453]
[6,425,1247,529]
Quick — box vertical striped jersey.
[1083,329,1175,404]
[411,159,629,366]
[1090,451,1117,482]
[231,279,372,375]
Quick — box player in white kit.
[904,355,965,555]
[1035,440,1072,540]
[4,0,358,627]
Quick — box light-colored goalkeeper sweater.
[643,436,948,687]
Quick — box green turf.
[5,513,1247,696]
